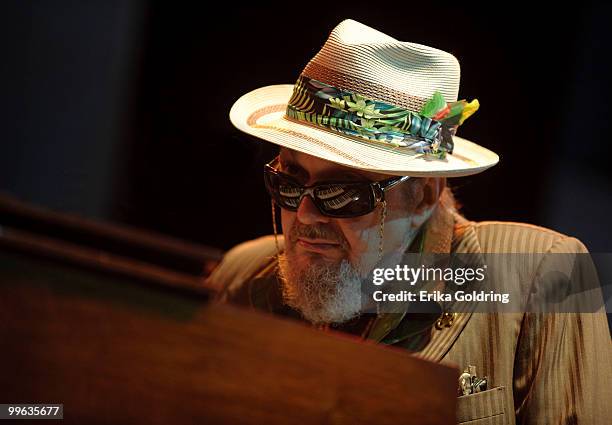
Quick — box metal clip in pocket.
[458,365,488,396]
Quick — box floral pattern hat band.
[230,19,499,177]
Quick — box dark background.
[1,1,611,253]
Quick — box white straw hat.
[229,19,499,177]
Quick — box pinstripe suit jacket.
[207,204,612,424]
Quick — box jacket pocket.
[457,386,508,424]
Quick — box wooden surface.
[0,226,215,294]
[0,249,459,425]
[0,193,223,276]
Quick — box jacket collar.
[366,199,483,362]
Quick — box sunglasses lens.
[265,166,376,217]
[314,184,374,217]
[264,167,301,211]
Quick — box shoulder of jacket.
[206,235,282,296]
[467,220,589,253]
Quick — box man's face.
[276,148,442,324]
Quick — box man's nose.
[296,195,330,225]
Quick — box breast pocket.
[456,386,508,424]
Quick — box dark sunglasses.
[263,157,410,218]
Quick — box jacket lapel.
[418,216,484,362]
[367,202,484,363]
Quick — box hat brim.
[229,85,499,177]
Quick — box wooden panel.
[0,227,215,293]
[0,193,223,275]
[0,250,458,425]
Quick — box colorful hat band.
[285,75,480,159]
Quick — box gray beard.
[277,224,424,325]
[277,252,364,325]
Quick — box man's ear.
[415,177,446,214]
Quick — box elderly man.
[207,19,611,424]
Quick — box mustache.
[288,223,349,249]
